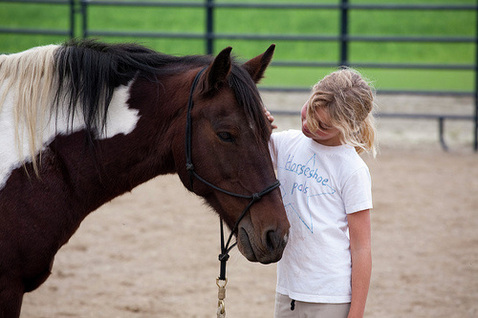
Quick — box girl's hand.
[264,109,278,129]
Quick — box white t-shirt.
[270,130,373,303]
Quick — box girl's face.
[301,102,342,146]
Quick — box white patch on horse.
[0,80,139,190]
[98,84,139,139]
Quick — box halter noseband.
[185,67,280,280]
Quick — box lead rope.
[215,188,277,317]
[217,217,229,317]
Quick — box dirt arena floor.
[21,94,477,317]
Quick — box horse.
[0,39,290,317]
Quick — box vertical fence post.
[205,0,214,55]
[81,0,88,38]
[69,0,75,39]
[474,1,478,151]
[340,0,349,67]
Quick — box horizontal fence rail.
[0,0,75,38]
[0,0,477,150]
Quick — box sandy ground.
[21,94,477,317]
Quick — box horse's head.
[174,46,289,264]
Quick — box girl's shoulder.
[271,129,305,147]
[272,129,302,139]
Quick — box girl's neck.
[312,134,343,147]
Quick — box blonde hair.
[306,67,377,156]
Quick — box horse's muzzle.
[237,222,288,264]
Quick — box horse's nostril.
[265,230,279,251]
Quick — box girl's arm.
[347,209,372,318]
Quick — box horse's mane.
[56,39,269,143]
[54,39,207,141]
[0,39,269,174]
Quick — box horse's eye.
[217,132,234,143]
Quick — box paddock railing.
[0,0,75,38]
[0,0,477,151]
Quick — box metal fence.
[0,0,75,38]
[0,0,477,150]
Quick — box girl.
[267,68,376,318]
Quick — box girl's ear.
[242,44,275,83]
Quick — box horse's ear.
[243,44,275,83]
[202,47,232,94]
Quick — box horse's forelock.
[228,66,270,143]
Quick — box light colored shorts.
[274,292,351,318]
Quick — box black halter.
[185,67,280,280]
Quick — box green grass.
[0,0,475,92]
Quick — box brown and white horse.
[0,40,289,317]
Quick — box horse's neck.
[0,77,183,254]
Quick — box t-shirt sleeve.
[270,131,288,170]
[342,166,373,214]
